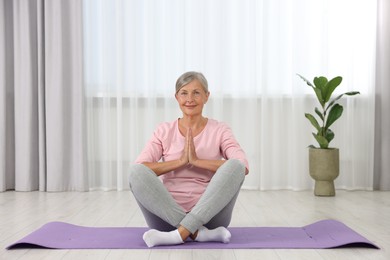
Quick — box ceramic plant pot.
[309,148,339,196]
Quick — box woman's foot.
[143,229,184,248]
[195,226,231,243]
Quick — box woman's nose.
[186,94,194,101]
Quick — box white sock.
[195,226,231,243]
[142,229,184,248]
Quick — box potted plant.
[298,74,360,196]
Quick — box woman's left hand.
[186,127,226,173]
[187,128,199,166]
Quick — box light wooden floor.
[1,190,389,260]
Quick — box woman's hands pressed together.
[178,127,226,173]
[143,126,226,176]
[180,128,199,168]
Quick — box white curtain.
[3,0,389,193]
[374,0,390,190]
[83,0,378,191]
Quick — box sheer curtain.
[1,0,386,193]
[83,0,377,191]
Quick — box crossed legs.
[129,159,245,247]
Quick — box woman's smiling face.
[175,80,209,117]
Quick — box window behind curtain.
[82,0,377,191]
[83,0,376,97]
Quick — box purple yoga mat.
[6,219,378,250]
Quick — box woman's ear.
[205,91,210,104]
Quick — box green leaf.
[314,77,328,104]
[314,87,325,106]
[325,104,343,129]
[326,91,360,111]
[305,113,321,132]
[324,76,342,103]
[314,107,324,121]
[313,77,328,89]
[345,91,360,96]
[313,133,329,149]
[297,74,328,106]
[297,74,314,87]
[325,128,335,143]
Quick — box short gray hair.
[175,71,209,93]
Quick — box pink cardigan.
[135,118,249,212]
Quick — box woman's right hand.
[142,127,191,175]
[179,127,190,166]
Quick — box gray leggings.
[128,159,245,234]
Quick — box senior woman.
[129,71,249,247]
